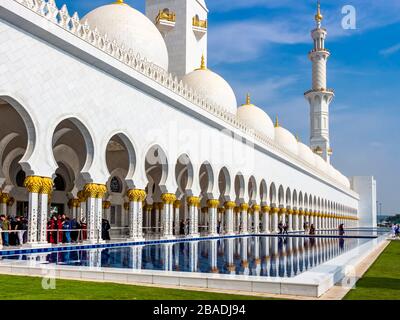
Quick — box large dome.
[236,95,274,139]
[297,141,316,166]
[274,120,298,155]
[82,1,169,70]
[182,59,237,114]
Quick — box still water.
[2,236,370,278]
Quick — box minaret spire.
[304,1,334,163]
[315,1,323,28]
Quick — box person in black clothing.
[283,223,289,235]
[101,219,111,240]
[278,222,283,234]
[179,220,185,235]
[338,224,345,236]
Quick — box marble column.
[187,196,200,237]
[173,200,181,236]
[38,178,53,244]
[261,205,270,234]
[271,207,279,233]
[253,204,260,234]
[0,193,9,216]
[24,176,53,246]
[207,199,219,236]
[224,201,235,235]
[161,193,176,239]
[240,203,249,234]
[287,209,293,232]
[84,183,107,243]
[102,201,111,221]
[127,189,146,241]
[78,191,87,221]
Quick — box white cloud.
[379,43,400,56]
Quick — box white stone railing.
[11,0,352,192]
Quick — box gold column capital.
[224,201,236,210]
[240,203,249,211]
[24,176,53,194]
[252,204,261,212]
[77,190,87,203]
[126,189,147,202]
[207,199,220,208]
[161,193,177,205]
[68,198,80,208]
[124,202,129,210]
[261,205,271,213]
[0,193,9,204]
[272,207,280,214]
[187,196,201,207]
[102,200,111,209]
[173,200,181,209]
[279,207,287,214]
[84,183,107,199]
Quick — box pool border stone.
[0,232,389,298]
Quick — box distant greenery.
[385,214,400,225]
[344,241,400,300]
[0,275,275,300]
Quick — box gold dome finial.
[274,116,280,128]
[199,54,207,70]
[246,93,251,105]
[315,0,323,24]
[114,0,124,4]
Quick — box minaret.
[304,1,334,163]
[145,0,208,78]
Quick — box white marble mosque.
[0,0,377,247]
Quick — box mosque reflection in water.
[22,236,363,278]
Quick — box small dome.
[274,118,298,155]
[82,1,169,70]
[182,57,237,114]
[298,141,316,166]
[236,95,274,139]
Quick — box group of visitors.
[0,215,28,246]
[391,224,400,238]
[47,215,111,243]
[46,214,86,244]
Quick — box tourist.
[101,218,111,241]
[278,221,283,234]
[395,224,400,238]
[0,215,10,246]
[179,219,185,235]
[339,224,345,236]
[21,217,28,243]
[283,223,289,235]
[80,217,87,241]
[70,218,79,242]
[62,217,72,243]
[309,224,316,235]
[14,216,24,246]
[0,222,2,246]
[391,224,397,238]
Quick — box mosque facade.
[0,0,376,245]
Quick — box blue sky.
[62,0,400,215]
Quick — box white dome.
[315,154,328,172]
[298,142,316,166]
[182,66,237,114]
[274,125,298,155]
[82,2,169,70]
[237,98,274,139]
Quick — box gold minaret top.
[274,116,280,128]
[198,54,207,70]
[315,1,323,23]
[245,93,251,106]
